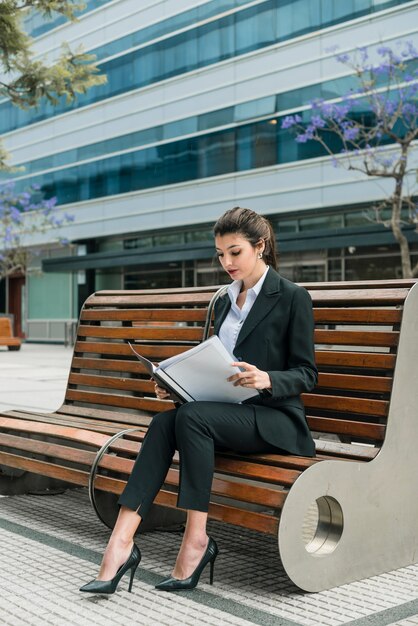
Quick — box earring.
[258,252,263,259]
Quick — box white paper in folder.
[129,335,257,404]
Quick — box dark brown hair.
[213,207,278,270]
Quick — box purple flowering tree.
[281,41,418,278]
[0,181,74,280]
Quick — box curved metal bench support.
[89,428,143,529]
[278,281,418,591]
[202,285,229,341]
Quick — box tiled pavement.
[0,489,417,626]
[0,344,418,625]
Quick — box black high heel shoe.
[155,537,218,592]
[79,544,141,594]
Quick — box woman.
[80,207,317,594]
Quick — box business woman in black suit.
[80,207,317,595]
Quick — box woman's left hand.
[228,362,272,390]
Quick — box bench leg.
[279,282,418,591]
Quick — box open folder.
[129,335,257,404]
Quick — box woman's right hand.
[154,382,173,400]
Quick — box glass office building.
[2,0,417,340]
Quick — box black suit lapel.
[234,267,282,349]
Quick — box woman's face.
[215,233,265,284]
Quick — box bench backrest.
[0,317,13,338]
[64,280,417,455]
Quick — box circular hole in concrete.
[303,496,344,556]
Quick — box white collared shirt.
[218,266,269,358]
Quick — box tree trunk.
[390,157,412,278]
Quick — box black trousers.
[118,401,282,520]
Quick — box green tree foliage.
[0,0,106,170]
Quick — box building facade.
[1,0,417,340]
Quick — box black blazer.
[214,267,317,457]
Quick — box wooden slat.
[308,288,410,305]
[313,308,402,324]
[92,286,222,296]
[73,343,184,358]
[316,372,392,393]
[4,407,150,431]
[77,325,203,341]
[0,449,127,495]
[84,293,215,307]
[214,456,301,487]
[222,451,318,471]
[302,393,389,417]
[314,329,399,347]
[68,373,154,394]
[0,432,97,465]
[153,490,279,534]
[0,450,90,486]
[307,416,385,440]
[0,416,119,446]
[57,404,152,427]
[65,389,168,413]
[71,356,143,374]
[303,279,416,289]
[315,351,396,369]
[2,412,124,435]
[81,309,207,322]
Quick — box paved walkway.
[0,344,418,625]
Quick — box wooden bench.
[0,317,21,350]
[0,279,417,591]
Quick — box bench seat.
[0,317,21,350]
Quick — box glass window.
[199,108,234,131]
[299,214,344,231]
[321,0,350,24]
[163,30,198,80]
[345,210,370,227]
[234,95,276,122]
[119,152,133,193]
[124,237,153,249]
[98,239,123,252]
[328,258,343,281]
[153,233,184,246]
[253,120,277,168]
[236,125,253,171]
[164,117,198,140]
[277,125,300,165]
[185,230,213,242]
[345,253,403,280]
[125,268,183,289]
[161,139,198,186]
[106,55,134,97]
[195,261,230,287]
[277,219,298,233]
[198,130,235,178]
[236,1,276,55]
[103,155,121,196]
[88,161,106,200]
[279,0,320,38]
[198,14,235,66]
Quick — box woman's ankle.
[181,533,208,550]
[107,534,134,551]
